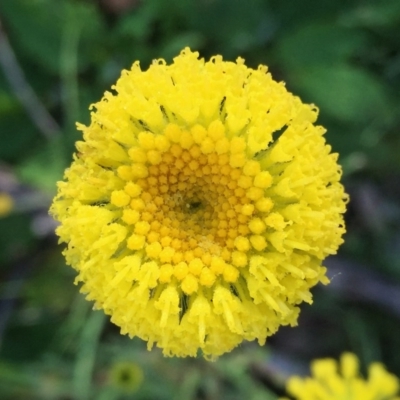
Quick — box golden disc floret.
[50,48,348,358]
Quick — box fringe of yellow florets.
[51,48,348,358]
[282,353,400,400]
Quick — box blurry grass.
[73,311,105,400]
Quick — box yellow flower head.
[50,48,347,358]
[0,192,13,218]
[283,353,400,400]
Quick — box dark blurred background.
[1,0,400,399]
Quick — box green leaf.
[290,64,390,123]
[276,23,367,69]
[0,0,66,73]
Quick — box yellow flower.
[50,48,348,358]
[0,192,13,217]
[282,353,400,400]
[109,361,143,393]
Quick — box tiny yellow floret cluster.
[282,353,400,400]
[50,48,348,358]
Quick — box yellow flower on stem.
[50,48,348,358]
[282,353,400,400]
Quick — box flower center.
[111,122,275,294]
[145,147,251,255]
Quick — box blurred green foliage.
[1,0,400,399]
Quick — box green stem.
[72,310,106,400]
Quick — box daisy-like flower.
[282,353,400,400]
[50,48,347,358]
